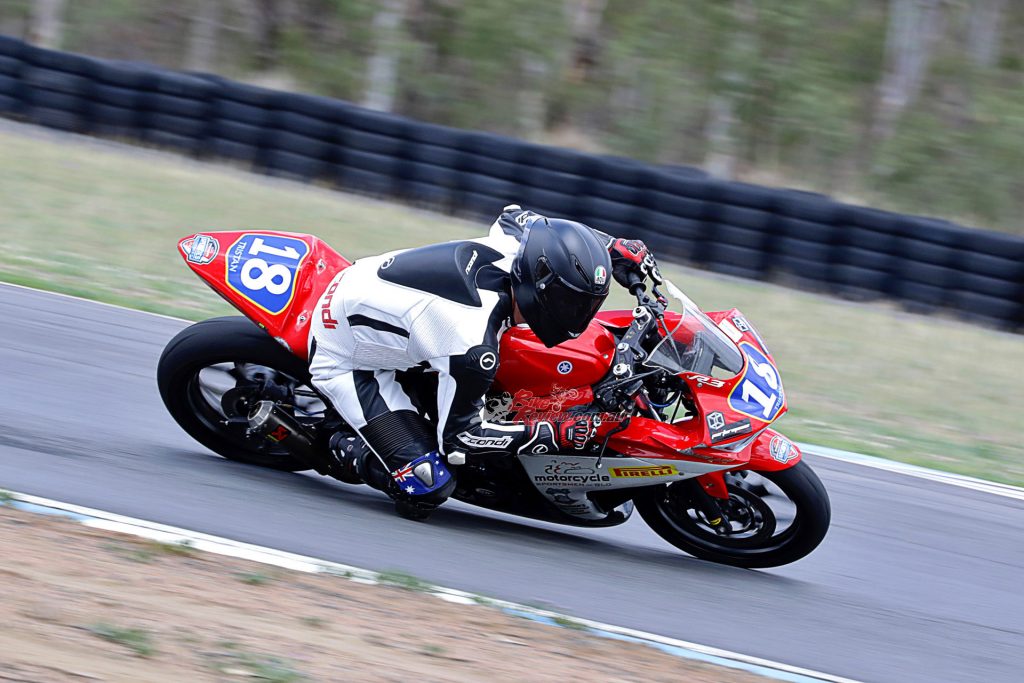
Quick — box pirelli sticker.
[609,465,678,478]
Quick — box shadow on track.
[171,448,803,587]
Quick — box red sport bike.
[158,230,830,568]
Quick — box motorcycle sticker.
[225,233,310,315]
[732,315,751,332]
[710,418,752,443]
[770,435,796,463]
[181,234,219,265]
[531,459,611,486]
[609,465,678,478]
[729,342,785,422]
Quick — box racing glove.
[517,415,602,455]
[608,238,663,288]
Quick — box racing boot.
[327,432,370,485]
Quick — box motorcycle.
[158,230,830,568]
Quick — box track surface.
[2,284,1022,683]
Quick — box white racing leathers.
[309,210,540,463]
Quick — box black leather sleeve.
[429,345,527,456]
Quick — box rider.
[309,204,662,516]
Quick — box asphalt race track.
[2,283,1022,683]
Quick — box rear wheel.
[635,461,830,568]
[157,316,325,471]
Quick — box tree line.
[2,0,1022,232]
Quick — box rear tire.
[636,461,831,568]
[157,316,315,471]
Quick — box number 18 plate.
[225,233,310,315]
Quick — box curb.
[3,491,862,683]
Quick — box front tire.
[636,461,831,568]
[157,316,317,471]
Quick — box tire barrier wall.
[2,36,1021,331]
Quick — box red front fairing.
[495,307,800,475]
[177,231,350,360]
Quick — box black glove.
[608,238,663,288]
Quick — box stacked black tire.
[1,35,1021,332]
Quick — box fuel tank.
[494,321,616,395]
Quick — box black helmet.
[511,216,611,347]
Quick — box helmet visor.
[537,274,606,338]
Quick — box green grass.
[87,622,156,657]
[236,571,274,585]
[208,642,305,682]
[101,539,195,563]
[375,569,431,592]
[1,125,1022,484]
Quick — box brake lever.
[595,416,632,469]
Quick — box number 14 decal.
[729,343,784,421]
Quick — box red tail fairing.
[177,231,351,359]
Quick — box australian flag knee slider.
[390,452,452,497]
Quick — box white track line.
[4,279,1022,503]
[6,490,861,683]
[799,443,1024,502]
[0,281,191,323]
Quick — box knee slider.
[391,452,455,504]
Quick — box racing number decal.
[729,342,785,421]
[226,234,310,315]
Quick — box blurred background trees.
[1,0,1021,233]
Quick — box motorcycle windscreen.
[643,280,744,378]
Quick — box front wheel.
[635,461,830,568]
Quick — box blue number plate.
[728,342,785,422]
[225,234,310,315]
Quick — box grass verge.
[0,122,1021,484]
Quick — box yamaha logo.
[557,360,573,374]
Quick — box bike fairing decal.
[517,456,721,490]
[181,233,219,265]
[728,342,785,422]
[609,465,678,478]
[532,459,611,485]
[710,419,752,443]
[225,234,311,316]
[770,435,796,463]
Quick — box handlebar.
[626,271,646,297]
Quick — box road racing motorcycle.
[158,230,831,568]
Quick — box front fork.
[689,470,730,527]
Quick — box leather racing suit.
[307,205,657,504]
